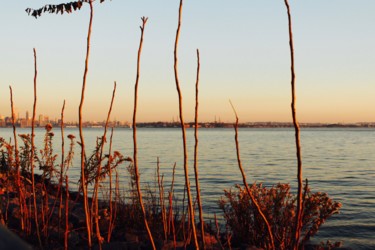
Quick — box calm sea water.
[1,127,374,249]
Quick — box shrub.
[219,183,342,249]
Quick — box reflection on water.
[1,127,374,249]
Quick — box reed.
[173,0,199,247]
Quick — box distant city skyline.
[1,1,374,123]
[1,108,374,125]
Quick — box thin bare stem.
[107,127,115,242]
[229,101,275,249]
[9,86,25,231]
[157,157,167,240]
[194,48,205,248]
[301,179,309,243]
[94,81,117,245]
[214,214,224,250]
[173,0,199,248]
[168,163,177,246]
[78,0,94,246]
[64,176,69,250]
[283,1,303,248]
[132,16,156,249]
[31,48,43,249]
[58,100,66,238]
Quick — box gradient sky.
[0,1,374,123]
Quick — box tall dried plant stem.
[107,127,115,242]
[9,86,25,231]
[283,1,303,248]
[168,163,177,247]
[229,101,275,250]
[64,176,69,250]
[194,49,205,248]
[31,48,43,249]
[132,16,156,249]
[173,0,199,248]
[157,158,167,240]
[94,81,117,245]
[78,0,94,246]
[59,100,66,237]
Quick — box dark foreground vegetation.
[0,126,342,249]
[0,0,346,249]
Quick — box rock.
[0,225,32,250]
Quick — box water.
[1,127,374,249]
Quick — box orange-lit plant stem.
[78,0,94,247]
[9,86,26,231]
[283,1,303,248]
[194,49,205,249]
[59,100,66,237]
[173,0,199,248]
[31,48,43,249]
[93,81,117,245]
[230,101,275,250]
[132,16,156,250]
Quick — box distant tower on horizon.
[39,114,43,126]
[26,111,30,121]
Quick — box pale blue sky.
[0,1,374,123]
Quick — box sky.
[0,0,374,123]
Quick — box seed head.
[45,123,53,132]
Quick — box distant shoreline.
[1,122,374,129]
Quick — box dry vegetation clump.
[219,183,342,249]
[1,129,220,249]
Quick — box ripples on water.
[1,127,374,249]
